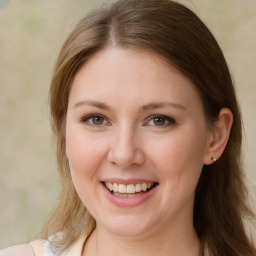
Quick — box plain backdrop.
[0,0,255,248]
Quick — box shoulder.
[0,244,35,256]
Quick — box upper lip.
[102,178,158,185]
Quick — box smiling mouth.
[103,182,158,198]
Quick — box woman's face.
[66,47,213,238]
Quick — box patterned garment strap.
[29,235,86,256]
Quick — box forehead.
[69,47,203,113]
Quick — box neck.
[83,219,200,256]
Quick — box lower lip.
[100,183,157,207]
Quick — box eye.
[81,114,108,126]
[146,115,176,127]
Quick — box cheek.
[65,128,107,181]
[150,134,204,169]
[65,130,108,208]
[146,130,207,214]
[147,128,206,188]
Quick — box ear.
[204,108,233,165]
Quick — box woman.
[1,0,255,255]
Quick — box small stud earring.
[211,156,217,162]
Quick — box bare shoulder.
[0,244,35,256]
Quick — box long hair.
[42,0,256,255]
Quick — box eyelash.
[80,114,176,128]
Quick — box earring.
[211,156,217,162]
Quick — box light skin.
[65,47,232,256]
[0,47,232,256]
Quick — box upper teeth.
[105,182,154,194]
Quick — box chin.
[98,214,157,238]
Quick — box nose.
[107,125,145,169]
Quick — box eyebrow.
[72,100,186,111]
[73,100,111,110]
[139,102,186,112]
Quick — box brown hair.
[42,0,256,255]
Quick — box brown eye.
[91,116,104,125]
[153,117,166,126]
[81,114,107,126]
[146,115,176,128]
